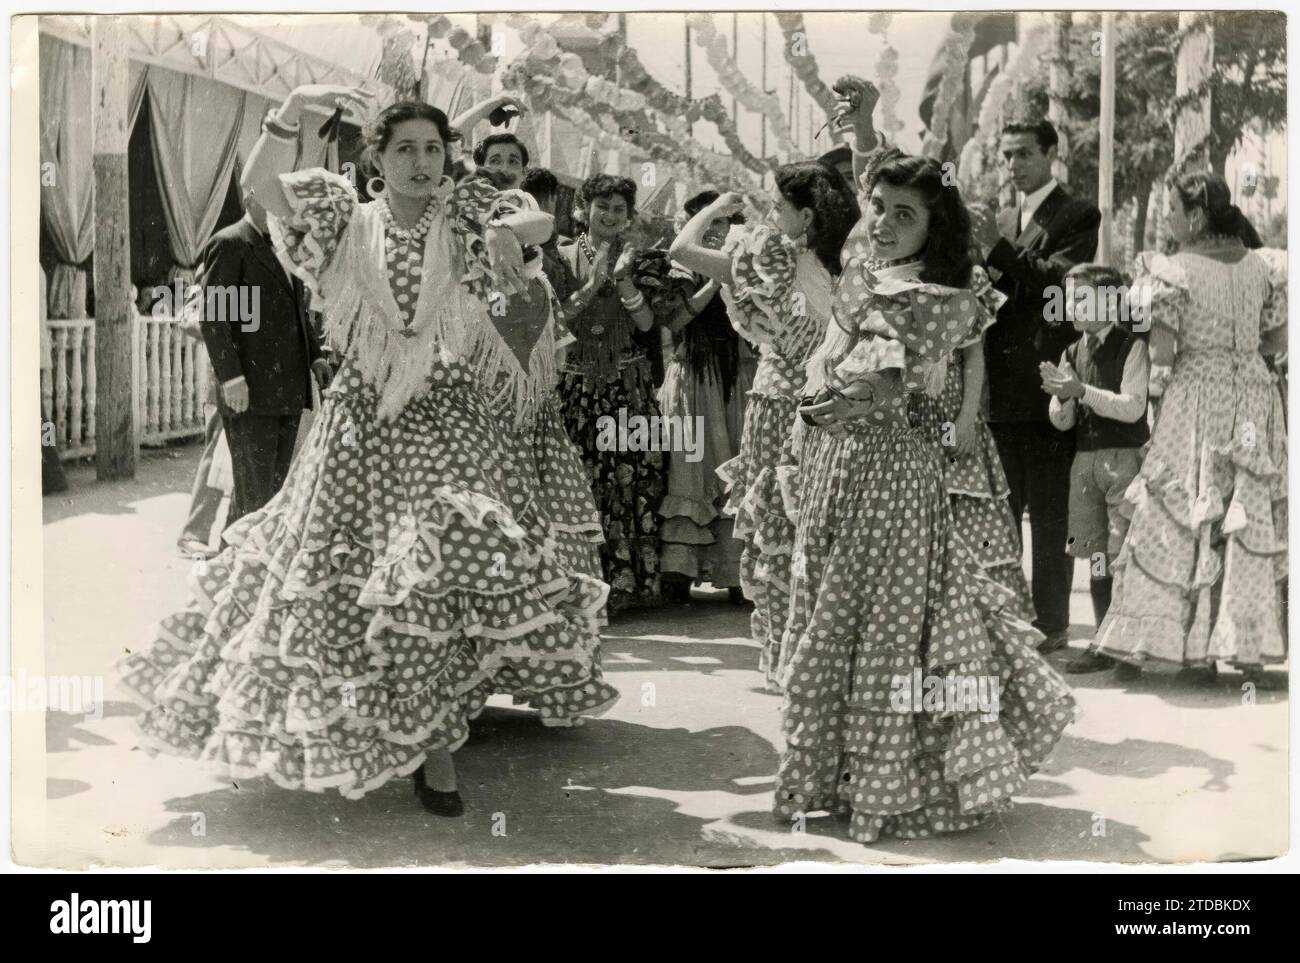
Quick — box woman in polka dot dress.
[904,271,1035,623]
[776,147,1075,844]
[669,164,858,684]
[1095,172,1287,683]
[117,90,617,818]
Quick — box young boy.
[1040,263,1150,676]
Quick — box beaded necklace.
[376,194,440,242]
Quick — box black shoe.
[412,765,464,817]
[1113,661,1143,681]
[1036,629,1070,654]
[1242,667,1287,691]
[1066,650,1115,674]
[728,586,747,605]
[662,578,692,603]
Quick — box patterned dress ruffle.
[774,423,1076,843]
[900,266,1033,621]
[116,170,618,798]
[1096,249,1288,668]
[771,242,1074,843]
[716,226,833,670]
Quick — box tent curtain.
[39,34,147,318]
[146,68,246,284]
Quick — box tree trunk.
[92,15,137,479]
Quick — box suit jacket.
[197,217,323,417]
[984,184,1101,423]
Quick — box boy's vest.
[1064,327,1149,451]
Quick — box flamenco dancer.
[117,86,618,819]
[775,133,1075,843]
[847,79,1035,621]
[651,190,745,602]
[552,175,667,613]
[1094,172,1287,685]
[669,164,857,683]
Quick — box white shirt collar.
[1085,321,1115,345]
[1019,178,1059,224]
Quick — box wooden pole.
[1097,12,1116,266]
[92,15,136,479]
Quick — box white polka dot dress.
[771,220,1075,844]
[715,227,834,682]
[1095,247,1288,668]
[117,170,618,799]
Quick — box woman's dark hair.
[521,167,559,206]
[361,101,455,179]
[774,161,860,277]
[575,174,637,225]
[1171,171,1262,249]
[473,132,530,169]
[864,152,974,288]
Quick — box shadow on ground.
[143,708,840,868]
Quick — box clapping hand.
[1040,360,1084,400]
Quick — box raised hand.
[285,84,378,123]
[832,75,880,134]
[707,191,746,221]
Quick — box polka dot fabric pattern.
[908,354,1033,620]
[772,423,1075,844]
[117,362,619,798]
[1096,249,1288,668]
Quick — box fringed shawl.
[269,170,553,423]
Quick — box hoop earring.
[367,176,386,199]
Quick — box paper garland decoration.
[866,13,905,136]
[686,12,797,157]
[773,12,840,135]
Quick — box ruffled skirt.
[117,362,618,799]
[1096,351,1288,667]
[717,391,800,675]
[657,359,742,587]
[908,369,1033,621]
[773,423,1075,844]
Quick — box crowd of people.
[114,73,1287,844]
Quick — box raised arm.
[831,76,881,190]
[451,94,526,141]
[241,85,376,224]
[668,194,742,283]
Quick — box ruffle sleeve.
[1129,251,1190,337]
[959,266,1006,347]
[862,275,992,396]
[267,168,358,303]
[447,176,512,299]
[721,225,799,346]
[1255,247,1288,337]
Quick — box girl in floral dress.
[1095,172,1287,684]
[552,175,667,613]
[776,147,1075,844]
[669,164,858,681]
[117,90,617,818]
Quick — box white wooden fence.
[41,316,210,460]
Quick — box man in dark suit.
[197,192,330,526]
[984,118,1101,653]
